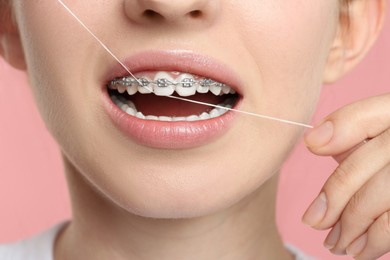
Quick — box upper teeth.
[108,72,236,97]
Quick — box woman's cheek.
[233,0,337,117]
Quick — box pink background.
[0,13,389,260]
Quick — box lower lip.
[102,89,240,149]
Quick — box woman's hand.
[302,93,390,259]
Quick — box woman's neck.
[54,156,293,260]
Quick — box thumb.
[304,94,390,157]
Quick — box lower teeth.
[110,95,233,122]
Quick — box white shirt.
[0,221,316,260]
[0,221,68,260]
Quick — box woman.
[0,0,388,259]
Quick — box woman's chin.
[117,192,247,220]
[93,167,259,220]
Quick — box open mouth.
[107,71,240,122]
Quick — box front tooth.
[210,85,222,96]
[199,112,211,120]
[118,85,127,94]
[126,100,137,110]
[159,116,172,122]
[121,104,129,111]
[138,77,153,94]
[209,108,221,118]
[176,74,196,97]
[136,112,145,119]
[173,117,186,122]
[109,83,117,90]
[217,106,229,115]
[145,115,159,121]
[153,72,175,96]
[127,83,138,95]
[197,81,209,94]
[222,85,231,94]
[126,107,136,116]
[225,104,233,109]
[186,115,200,122]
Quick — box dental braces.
[109,77,227,89]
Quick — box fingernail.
[305,121,334,148]
[302,192,327,227]
[324,221,341,249]
[346,233,368,257]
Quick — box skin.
[0,0,387,259]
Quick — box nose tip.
[124,0,217,24]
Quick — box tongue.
[130,93,226,117]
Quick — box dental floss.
[56,0,313,129]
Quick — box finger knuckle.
[378,129,390,152]
[345,192,366,218]
[326,163,358,193]
[378,211,390,237]
[347,197,365,221]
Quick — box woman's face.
[12,0,340,218]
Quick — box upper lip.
[103,50,244,95]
